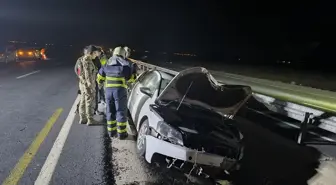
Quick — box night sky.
[0,0,334,62]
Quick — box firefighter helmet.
[112,46,126,58]
[124,46,131,58]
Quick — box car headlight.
[156,121,183,145]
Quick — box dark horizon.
[1,1,335,65]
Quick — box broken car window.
[140,71,160,93]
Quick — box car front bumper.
[145,135,238,170]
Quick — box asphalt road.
[0,59,335,185]
[0,59,110,185]
[0,59,210,185]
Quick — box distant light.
[145,50,149,53]
[173,52,196,57]
[282,61,286,63]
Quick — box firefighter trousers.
[105,87,128,138]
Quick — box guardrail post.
[297,112,313,145]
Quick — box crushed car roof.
[156,67,252,116]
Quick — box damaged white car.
[127,67,251,178]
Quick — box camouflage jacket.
[74,56,83,77]
[78,56,98,89]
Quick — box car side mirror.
[140,87,153,97]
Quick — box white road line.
[34,95,80,185]
[248,107,336,142]
[16,70,41,79]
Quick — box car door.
[128,71,161,128]
[127,70,150,114]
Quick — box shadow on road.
[231,97,322,185]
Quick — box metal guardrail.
[211,72,336,114]
[131,59,336,139]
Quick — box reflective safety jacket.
[100,55,107,66]
[96,55,132,88]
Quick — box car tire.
[136,119,149,157]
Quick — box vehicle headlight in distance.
[156,121,183,145]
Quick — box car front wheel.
[136,119,149,157]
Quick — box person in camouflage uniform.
[77,45,100,125]
[74,46,89,114]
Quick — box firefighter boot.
[108,131,117,138]
[118,132,128,140]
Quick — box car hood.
[156,67,252,116]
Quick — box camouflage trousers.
[78,83,96,121]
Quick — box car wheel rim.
[137,123,148,151]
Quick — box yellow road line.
[2,108,63,185]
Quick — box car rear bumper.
[145,135,238,170]
[16,57,39,61]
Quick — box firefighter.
[123,46,137,84]
[78,45,100,125]
[124,46,131,58]
[96,46,131,139]
[97,49,107,104]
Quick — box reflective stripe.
[117,122,128,133]
[117,122,127,126]
[106,76,125,83]
[107,120,117,125]
[97,74,106,84]
[127,74,136,83]
[108,127,117,131]
[100,58,107,65]
[117,128,127,133]
[105,77,127,88]
[105,83,127,88]
[107,120,117,132]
